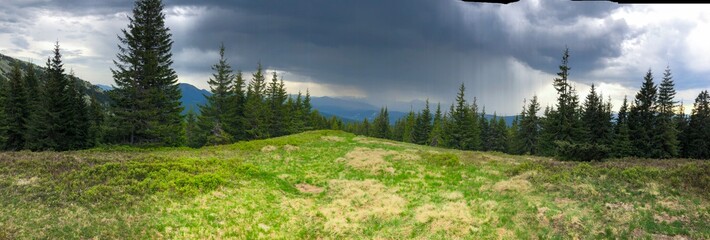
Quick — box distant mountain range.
[1,53,518,125]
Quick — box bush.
[422,152,460,167]
[555,141,610,162]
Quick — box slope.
[0,131,707,239]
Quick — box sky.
[1,0,709,115]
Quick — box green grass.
[1,130,708,239]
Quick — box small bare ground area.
[319,179,406,235]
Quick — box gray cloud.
[3,0,708,114]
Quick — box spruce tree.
[429,103,444,146]
[402,110,416,143]
[3,62,28,150]
[244,63,268,139]
[519,96,541,155]
[110,0,183,146]
[448,83,476,150]
[185,110,204,148]
[266,72,287,137]
[581,84,612,145]
[469,97,482,150]
[675,102,690,158]
[230,70,247,140]
[612,96,633,158]
[629,69,657,158]
[65,72,90,150]
[413,99,432,144]
[198,43,236,144]
[29,42,70,151]
[87,94,104,146]
[373,107,390,139]
[687,90,710,159]
[539,48,583,156]
[654,66,679,158]
[479,107,489,151]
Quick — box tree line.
[342,48,710,160]
[0,0,338,151]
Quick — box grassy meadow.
[0,130,708,239]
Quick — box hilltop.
[0,130,707,239]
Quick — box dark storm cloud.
[3,0,639,113]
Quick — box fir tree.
[230,70,247,140]
[87,94,105,147]
[675,102,690,158]
[448,83,476,150]
[110,0,183,146]
[266,73,288,137]
[687,90,710,159]
[64,72,90,150]
[402,110,416,143]
[29,42,70,151]
[519,96,541,155]
[0,73,6,146]
[413,99,432,144]
[581,84,612,145]
[429,103,444,146]
[3,62,28,150]
[539,48,583,156]
[654,66,679,158]
[302,90,313,130]
[612,96,633,158]
[184,110,203,148]
[629,69,657,158]
[244,63,268,139]
[373,107,390,139]
[198,43,236,144]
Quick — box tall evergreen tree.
[429,103,444,146]
[539,47,583,156]
[686,90,710,159]
[629,69,658,158]
[64,72,90,149]
[3,62,28,150]
[110,0,183,146]
[402,110,416,143]
[230,70,247,140]
[519,96,541,155]
[0,73,6,146]
[413,99,432,144]
[28,42,70,151]
[266,73,288,137]
[581,84,612,145]
[447,83,476,150]
[302,90,313,130]
[373,107,390,139]
[184,109,203,148]
[675,102,690,158]
[654,66,679,158]
[244,63,268,139]
[87,94,105,147]
[612,96,633,158]
[198,43,236,145]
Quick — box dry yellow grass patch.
[490,179,531,193]
[283,145,300,152]
[295,183,323,194]
[15,176,39,186]
[391,153,421,161]
[321,136,344,142]
[441,191,464,200]
[352,136,400,146]
[414,201,475,236]
[343,147,399,174]
[320,179,406,234]
[657,198,683,211]
[261,145,278,152]
[496,228,515,240]
[604,202,636,224]
[572,183,599,196]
